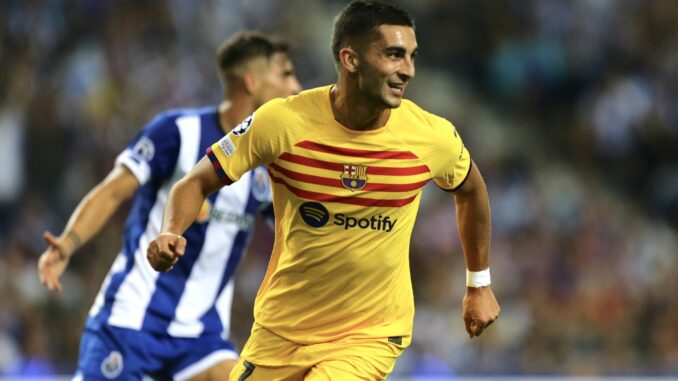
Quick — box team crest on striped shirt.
[340,164,368,191]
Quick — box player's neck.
[218,95,256,134]
[330,83,390,131]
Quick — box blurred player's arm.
[38,165,140,292]
[146,157,224,272]
[454,161,500,338]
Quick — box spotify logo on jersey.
[299,202,330,227]
[299,202,398,232]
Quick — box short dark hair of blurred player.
[38,31,300,381]
[148,1,499,380]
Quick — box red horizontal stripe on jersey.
[296,141,418,160]
[269,163,430,192]
[278,152,430,176]
[367,178,430,192]
[270,163,337,187]
[269,173,417,207]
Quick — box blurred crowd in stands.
[0,0,676,377]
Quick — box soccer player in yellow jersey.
[148,1,500,379]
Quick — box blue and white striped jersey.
[86,107,271,339]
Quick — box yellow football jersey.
[208,85,471,347]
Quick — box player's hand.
[147,233,186,272]
[462,286,500,338]
[38,231,73,292]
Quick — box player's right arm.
[147,102,282,272]
[146,157,224,272]
[40,111,182,290]
[38,165,140,292]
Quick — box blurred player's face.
[252,53,301,107]
[357,25,417,108]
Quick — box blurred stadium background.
[0,0,676,379]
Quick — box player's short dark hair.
[216,31,289,83]
[331,0,414,64]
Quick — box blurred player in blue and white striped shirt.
[37,31,300,381]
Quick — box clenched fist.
[463,286,500,338]
[147,233,186,272]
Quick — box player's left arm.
[454,161,500,338]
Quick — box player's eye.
[385,48,406,59]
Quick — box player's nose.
[288,77,302,95]
[398,56,415,81]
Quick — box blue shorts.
[73,325,237,380]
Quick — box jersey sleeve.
[429,120,472,191]
[115,113,180,185]
[206,100,283,184]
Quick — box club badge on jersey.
[251,166,272,201]
[132,136,155,162]
[340,164,368,191]
[100,351,124,379]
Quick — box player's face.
[357,25,417,108]
[253,52,301,107]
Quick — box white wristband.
[466,268,491,288]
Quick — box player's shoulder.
[257,85,331,117]
[140,107,216,135]
[396,100,462,155]
[286,85,331,108]
[151,106,216,125]
[397,99,452,132]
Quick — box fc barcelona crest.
[341,164,368,191]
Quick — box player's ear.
[242,72,260,95]
[339,47,359,73]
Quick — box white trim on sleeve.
[115,150,152,185]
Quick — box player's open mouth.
[388,82,405,96]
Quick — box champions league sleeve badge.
[232,114,254,136]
